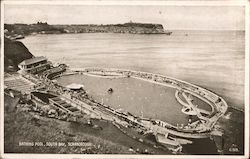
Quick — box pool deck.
[5,66,228,149]
[70,68,228,133]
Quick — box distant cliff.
[55,22,170,34]
[4,22,171,38]
[4,37,33,72]
[4,22,66,38]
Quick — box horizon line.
[4,22,245,31]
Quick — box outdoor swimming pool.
[56,73,212,125]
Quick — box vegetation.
[4,95,134,154]
[4,22,66,36]
[5,21,168,36]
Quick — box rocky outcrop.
[4,37,33,72]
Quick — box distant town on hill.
[4,21,172,39]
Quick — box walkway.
[4,74,35,93]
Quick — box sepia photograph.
[1,0,249,158]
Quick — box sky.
[4,4,245,30]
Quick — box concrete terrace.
[4,73,35,93]
[70,67,228,133]
[6,65,228,149]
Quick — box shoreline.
[71,67,228,110]
[71,67,244,112]
[4,61,239,154]
[4,22,172,39]
[3,27,245,154]
[57,67,228,133]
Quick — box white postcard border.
[0,0,249,159]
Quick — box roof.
[66,83,84,90]
[19,56,47,66]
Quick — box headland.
[4,21,172,40]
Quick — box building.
[18,56,51,74]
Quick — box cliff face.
[4,37,33,72]
[56,22,167,34]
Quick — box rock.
[4,37,33,72]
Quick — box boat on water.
[108,88,114,94]
[181,107,197,116]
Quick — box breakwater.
[64,67,228,136]
[72,67,227,112]
[8,64,228,150]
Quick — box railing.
[17,66,228,142]
[68,68,228,135]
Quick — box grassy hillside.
[4,94,169,154]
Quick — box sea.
[20,30,245,109]
[20,30,245,154]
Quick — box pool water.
[57,73,210,125]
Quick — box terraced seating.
[49,96,80,115]
[4,75,35,93]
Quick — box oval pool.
[56,73,211,125]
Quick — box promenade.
[67,67,228,137]
[5,66,228,149]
